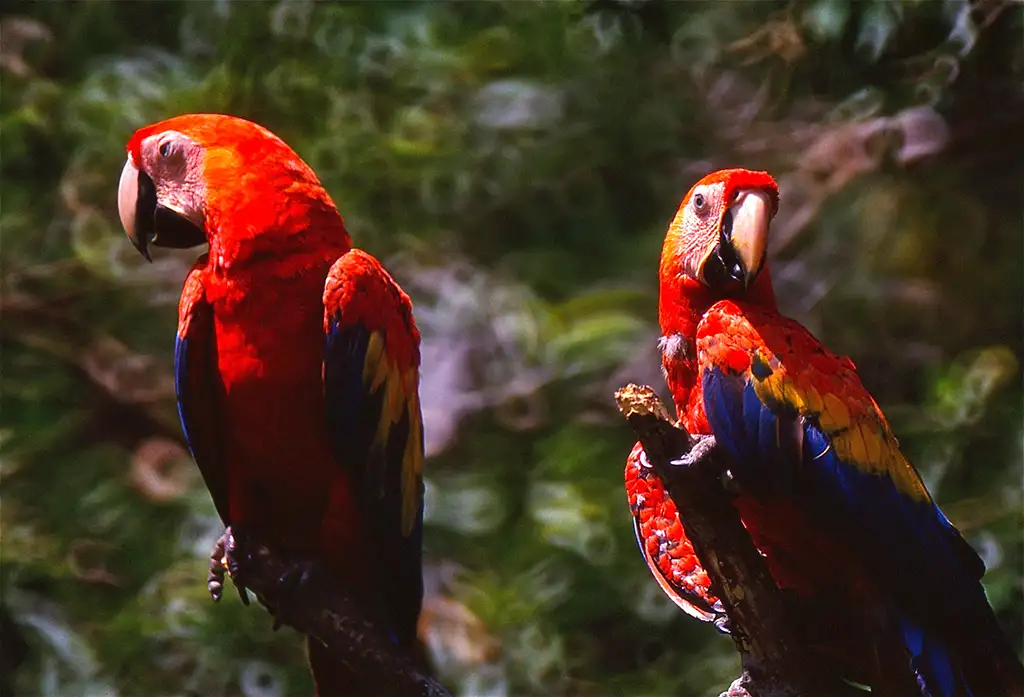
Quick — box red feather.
[630,168,1024,695]
[133,114,425,695]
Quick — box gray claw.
[670,434,718,468]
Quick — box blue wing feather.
[323,318,380,482]
[702,366,981,696]
[321,251,424,650]
[174,272,230,523]
[697,304,1023,696]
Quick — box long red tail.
[307,637,363,697]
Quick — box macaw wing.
[697,301,993,695]
[322,249,424,646]
[625,441,727,629]
[174,261,230,523]
[697,301,985,605]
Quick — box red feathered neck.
[659,267,777,341]
[657,168,780,420]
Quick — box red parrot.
[627,169,1024,696]
[117,114,424,696]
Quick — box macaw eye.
[693,193,705,210]
[159,141,171,157]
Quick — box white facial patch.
[658,333,691,362]
[142,131,207,231]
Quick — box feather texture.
[698,299,1021,697]
[175,256,230,523]
[625,442,725,625]
[322,249,424,647]
[626,167,1022,697]
[140,114,427,695]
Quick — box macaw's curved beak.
[700,188,773,292]
[726,189,772,288]
[117,158,206,262]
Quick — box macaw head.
[660,168,779,297]
[117,113,348,262]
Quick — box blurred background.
[2,1,1022,695]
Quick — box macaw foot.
[207,526,325,634]
[269,557,326,633]
[207,526,250,605]
[713,612,733,635]
[670,433,717,469]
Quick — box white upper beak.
[117,157,139,242]
[728,188,773,285]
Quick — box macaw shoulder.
[697,300,857,376]
[321,249,424,537]
[323,249,421,372]
[697,299,931,503]
[178,255,212,338]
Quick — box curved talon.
[670,433,718,468]
[225,529,252,607]
[207,528,229,602]
[720,468,740,494]
[208,574,224,602]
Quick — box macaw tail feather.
[955,614,1024,697]
[899,614,966,697]
[306,631,434,697]
[308,637,364,697]
[900,612,1024,697]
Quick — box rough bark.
[208,527,453,697]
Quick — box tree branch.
[615,383,839,697]
[209,527,453,697]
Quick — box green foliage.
[2,1,1021,695]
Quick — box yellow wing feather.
[402,390,424,536]
[360,329,423,536]
[748,348,931,503]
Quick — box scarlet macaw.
[627,169,1024,696]
[117,114,424,696]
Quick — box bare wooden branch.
[615,383,847,697]
[210,527,453,697]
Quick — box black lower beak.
[702,209,747,292]
[131,170,206,262]
[132,171,158,261]
[153,205,206,249]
